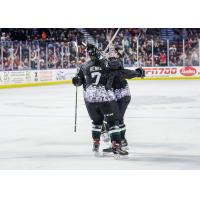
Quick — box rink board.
[0,66,200,89]
[0,69,74,89]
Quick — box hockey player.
[72,44,128,156]
[102,48,145,153]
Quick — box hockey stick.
[81,28,120,59]
[103,28,120,53]
[74,41,79,133]
[74,84,78,133]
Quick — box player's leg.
[85,102,103,153]
[101,120,110,144]
[101,101,128,156]
[117,96,131,148]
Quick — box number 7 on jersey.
[91,72,101,85]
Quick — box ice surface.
[0,80,200,169]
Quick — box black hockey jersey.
[75,58,141,102]
[107,58,142,100]
[76,59,120,103]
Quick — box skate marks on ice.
[126,152,200,169]
[129,95,200,111]
[4,102,64,109]
[95,141,200,169]
[0,151,97,160]
[1,112,200,120]
[99,152,200,169]
[0,81,200,169]
[123,141,200,169]
[0,141,200,169]
[133,95,195,106]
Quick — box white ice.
[0,80,200,169]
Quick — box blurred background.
[0,28,200,71]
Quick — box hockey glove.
[136,67,145,78]
[72,76,81,86]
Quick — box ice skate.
[121,139,129,150]
[102,146,112,153]
[92,139,100,157]
[112,141,129,159]
[102,144,113,156]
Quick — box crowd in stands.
[0,28,200,71]
[0,29,87,70]
[0,41,88,71]
[88,28,200,67]
[0,28,84,42]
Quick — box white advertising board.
[0,67,199,87]
[143,66,200,78]
[0,69,76,86]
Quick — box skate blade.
[94,151,101,157]
[114,154,129,160]
[121,146,129,151]
[101,151,114,157]
[101,136,111,145]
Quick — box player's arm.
[105,70,118,90]
[99,57,123,70]
[72,66,85,86]
[119,68,145,79]
[108,57,123,70]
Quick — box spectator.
[159,51,167,66]
[41,32,47,41]
[1,33,7,41]
[30,51,38,70]
[191,48,199,66]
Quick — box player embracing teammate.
[72,44,145,158]
[102,48,145,154]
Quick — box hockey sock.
[119,124,126,140]
[102,121,109,133]
[92,125,102,140]
[109,126,121,144]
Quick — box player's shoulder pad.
[108,58,123,69]
[82,60,94,69]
